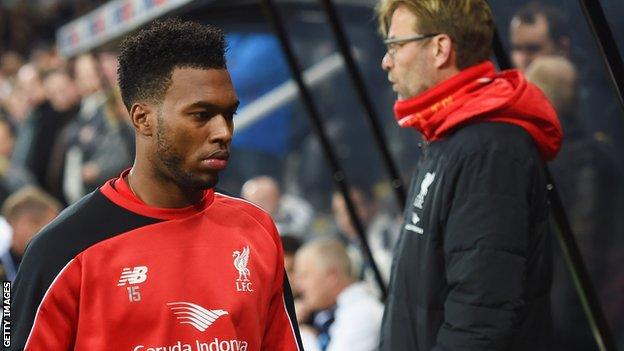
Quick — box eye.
[191,111,210,119]
[225,110,238,121]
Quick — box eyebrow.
[186,100,240,111]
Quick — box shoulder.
[23,189,160,280]
[26,191,104,261]
[444,122,540,163]
[337,283,384,318]
[213,192,277,235]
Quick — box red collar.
[100,169,215,220]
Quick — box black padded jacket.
[380,122,552,351]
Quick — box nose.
[382,52,393,71]
[208,114,233,145]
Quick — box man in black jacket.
[376,1,563,350]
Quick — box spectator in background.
[509,1,570,72]
[331,187,399,284]
[509,1,624,165]
[42,69,81,203]
[10,64,60,187]
[29,43,65,73]
[525,56,576,118]
[44,70,81,117]
[2,85,30,127]
[242,175,313,236]
[0,52,28,126]
[0,1,109,56]
[0,186,61,282]
[61,53,108,202]
[0,116,34,205]
[526,55,624,351]
[97,51,119,89]
[294,238,383,351]
[61,53,134,203]
[1,51,24,79]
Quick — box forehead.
[511,14,551,41]
[165,67,237,107]
[388,5,418,37]
[295,250,319,270]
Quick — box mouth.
[206,149,230,160]
[200,150,230,171]
[388,77,397,91]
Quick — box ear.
[129,102,155,136]
[432,34,455,69]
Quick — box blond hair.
[2,186,61,224]
[525,56,578,115]
[377,0,494,69]
[297,238,354,278]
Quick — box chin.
[176,172,219,190]
[194,175,219,190]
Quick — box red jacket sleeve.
[21,258,81,351]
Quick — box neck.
[436,66,462,86]
[126,159,205,208]
[336,278,355,296]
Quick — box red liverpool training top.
[9,170,303,351]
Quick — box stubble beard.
[154,111,217,190]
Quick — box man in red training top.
[10,19,303,351]
[376,1,562,351]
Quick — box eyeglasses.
[384,33,440,59]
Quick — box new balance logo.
[117,266,148,286]
[167,302,229,332]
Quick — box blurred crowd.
[0,48,135,273]
[0,0,623,350]
[0,0,106,56]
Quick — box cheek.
[158,124,191,154]
[307,275,324,295]
[396,54,421,80]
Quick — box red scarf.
[393,61,562,161]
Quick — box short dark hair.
[514,2,570,42]
[117,18,227,112]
